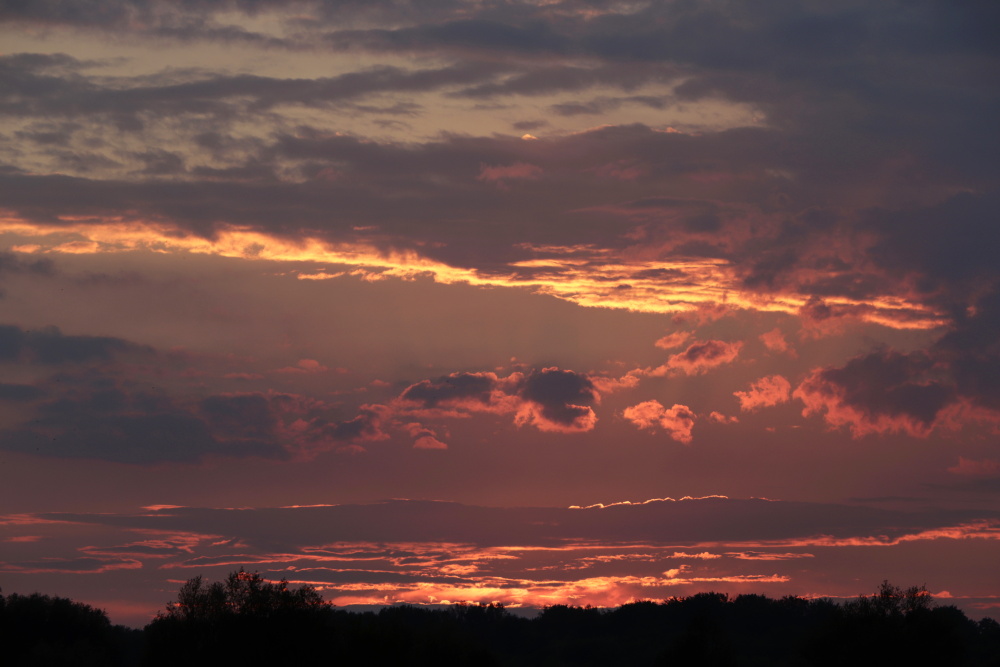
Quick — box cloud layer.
[1,0,999,628]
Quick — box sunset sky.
[1,0,999,627]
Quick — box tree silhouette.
[158,567,326,622]
[10,575,991,667]
[0,590,136,666]
[143,569,331,667]
[843,579,934,618]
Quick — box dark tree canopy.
[0,590,137,667]
[144,569,332,667]
[843,579,935,617]
[158,567,326,622]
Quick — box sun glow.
[2,217,944,328]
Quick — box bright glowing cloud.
[622,401,696,443]
[734,375,792,412]
[659,340,743,376]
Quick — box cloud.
[589,373,640,395]
[759,328,794,356]
[0,341,386,461]
[661,340,743,376]
[0,109,972,332]
[0,383,45,402]
[708,411,738,424]
[516,368,599,433]
[622,401,696,443]
[413,435,448,450]
[400,372,500,409]
[948,458,1000,477]
[0,384,298,464]
[403,422,449,450]
[399,368,600,433]
[0,324,143,365]
[28,497,1000,557]
[318,404,392,447]
[7,497,998,619]
[0,556,142,574]
[275,359,331,374]
[793,350,956,437]
[734,375,792,412]
[797,297,868,338]
[199,393,280,442]
[477,162,543,187]
[863,191,1000,305]
[0,251,55,277]
[654,331,691,350]
[0,52,505,123]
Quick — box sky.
[1,0,999,628]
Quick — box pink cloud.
[623,400,696,443]
[948,457,1000,476]
[413,435,449,449]
[708,411,739,424]
[725,551,814,561]
[404,422,449,450]
[734,375,792,412]
[276,358,332,374]
[654,331,691,350]
[760,328,795,357]
[0,557,143,574]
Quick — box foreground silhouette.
[4,577,999,666]
[0,591,141,666]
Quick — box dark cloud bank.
[1,1,999,450]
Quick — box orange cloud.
[2,218,946,328]
[734,375,792,412]
[709,520,1000,549]
[319,570,794,610]
[708,411,739,424]
[725,551,815,561]
[671,303,733,326]
[654,331,691,350]
[589,373,640,394]
[404,422,449,450]
[760,328,795,356]
[652,340,743,376]
[622,401,696,443]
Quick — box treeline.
[3,572,1000,666]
